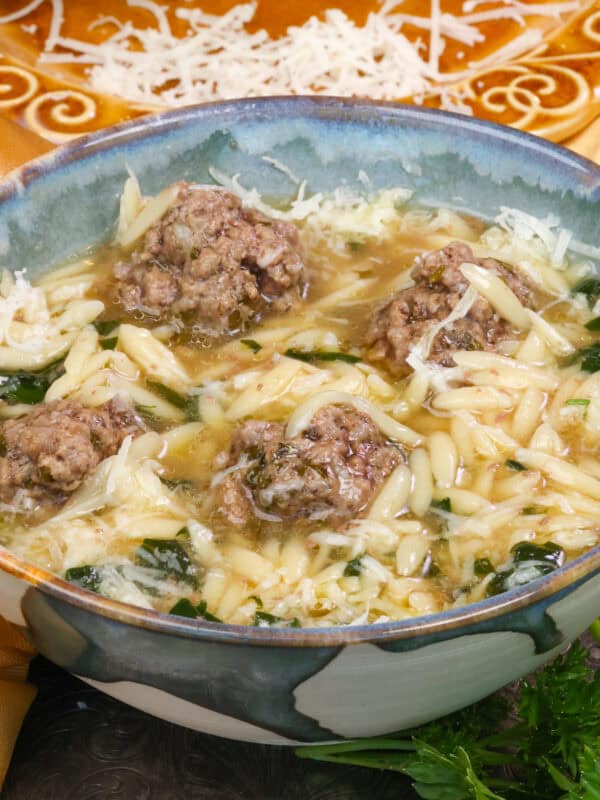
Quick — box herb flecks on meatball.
[113,183,307,338]
[366,242,536,376]
[215,404,403,526]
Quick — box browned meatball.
[215,405,403,526]
[113,184,307,338]
[365,242,537,376]
[0,398,144,510]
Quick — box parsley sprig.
[297,641,600,799]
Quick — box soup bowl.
[0,98,599,745]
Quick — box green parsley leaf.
[571,744,600,799]
[566,398,590,406]
[296,642,600,800]
[406,743,504,800]
[589,619,600,645]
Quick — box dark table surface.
[3,635,599,800]
[1,657,415,800]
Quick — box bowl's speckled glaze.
[0,98,599,744]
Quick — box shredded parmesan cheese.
[286,390,422,445]
[0,269,103,370]
[0,0,579,109]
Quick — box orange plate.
[0,0,599,145]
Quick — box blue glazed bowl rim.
[1,95,599,647]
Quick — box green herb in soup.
[0,178,598,628]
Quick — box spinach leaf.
[579,342,600,373]
[431,497,452,512]
[253,611,300,628]
[584,317,600,331]
[253,610,282,626]
[159,477,195,491]
[486,541,563,598]
[284,348,361,364]
[196,600,222,623]
[486,562,556,597]
[65,565,102,593]
[146,380,199,421]
[344,555,363,577]
[573,277,600,306]
[346,240,365,252]
[423,558,441,578]
[169,598,221,622]
[240,339,262,353]
[473,558,494,577]
[99,337,118,350]
[93,320,119,336]
[0,359,65,405]
[511,540,564,568]
[505,459,526,471]
[169,598,198,618]
[146,380,189,410]
[136,539,197,586]
[522,505,546,515]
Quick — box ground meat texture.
[113,184,306,337]
[0,398,144,510]
[215,405,403,526]
[365,242,537,375]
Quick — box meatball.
[215,405,403,526]
[113,184,307,337]
[0,398,144,510]
[365,242,536,375]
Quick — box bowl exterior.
[2,567,600,743]
[1,97,600,743]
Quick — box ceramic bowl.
[1,98,599,745]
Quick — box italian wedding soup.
[1,171,599,628]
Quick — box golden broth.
[1,186,599,627]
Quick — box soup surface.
[0,174,599,628]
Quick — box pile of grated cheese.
[1,0,581,110]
